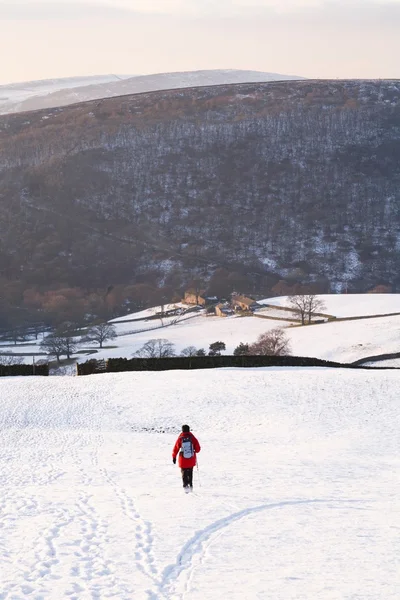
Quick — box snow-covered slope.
[91,293,400,363]
[0,69,304,114]
[0,368,399,598]
[289,314,400,362]
[0,74,132,114]
[105,312,294,356]
[263,293,400,318]
[95,312,400,364]
[2,294,400,366]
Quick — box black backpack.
[181,434,194,459]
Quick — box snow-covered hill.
[263,293,400,318]
[0,368,399,598]
[2,294,400,368]
[0,69,304,114]
[95,294,400,363]
[96,294,400,362]
[0,74,132,114]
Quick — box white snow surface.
[3,294,400,365]
[98,312,400,365]
[0,75,132,114]
[2,295,400,366]
[1,368,399,599]
[262,293,400,318]
[109,303,187,323]
[98,314,295,360]
[288,314,400,363]
[0,69,304,115]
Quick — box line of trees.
[133,331,292,359]
[134,339,227,358]
[40,321,117,364]
[0,353,24,366]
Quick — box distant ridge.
[0,74,133,115]
[0,69,304,114]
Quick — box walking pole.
[196,456,201,487]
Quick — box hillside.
[78,294,400,365]
[1,368,399,597]
[0,74,132,115]
[1,79,400,326]
[2,294,400,369]
[0,69,303,114]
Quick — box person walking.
[172,425,201,491]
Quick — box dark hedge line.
[76,359,107,376]
[352,351,400,366]
[0,363,49,377]
[77,355,372,375]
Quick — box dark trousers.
[181,468,193,488]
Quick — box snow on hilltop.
[0,367,399,598]
[0,69,304,114]
[0,74,133,114]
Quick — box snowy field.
[98,314,295,360]
[95,312,400,365]
[109,304,188,324]
[0,75,133,114]
[1,368,400,599]
[288,314,400,363]
[2,294,400,366]
[263,293,400,318]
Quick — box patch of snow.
[260,294,400,318]
[0,368,399,598]
[5,294,400,367]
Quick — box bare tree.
[40,334,77,363]
[156,306,165,327]
[53,323,78,359]
[40,334,67,364]
[289,294,326,325]
[9,328,27,346]
[84,322,117,348]
[135,338,176,358]
[62,335,77,359]
[305,295,326,324]
[248,328,291,356]
[168,306,198,327]
[0,353,24,366]
[180,346,198,357]
[153,296,170,327]
[288,294,308,325]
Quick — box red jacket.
[172,432,201,469]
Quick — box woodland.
[0,79,399,329]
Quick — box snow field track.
[1,369,400,599]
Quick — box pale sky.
[1,0,399,83]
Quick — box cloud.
[0,0,399,83]
[0,2,141,20]
[1,0,400,22]
[217,0,400,27]
[289,0,400,25]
